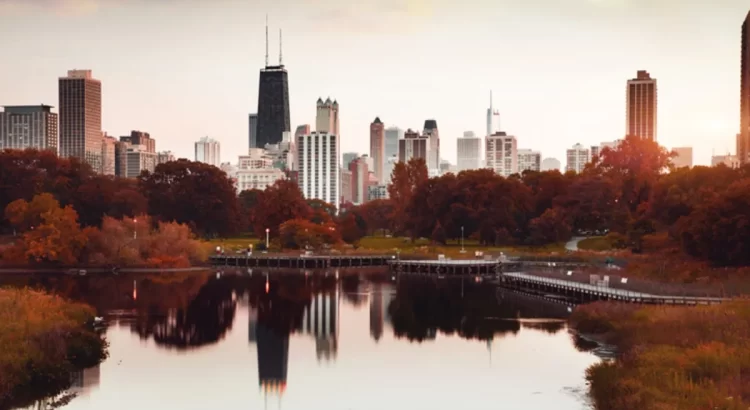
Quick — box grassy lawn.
[577,236,614,251]
[356,236,568,258]
[205,236,261,252]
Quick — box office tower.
[349,156,369,205]
[342,152,358,168]
[486,90,500,137]
[120,130,155,153]
[739,11,750,164]
[58,70,102,171]
[101,134,117,176]
[316,97,340,136]
[517,149,541,173]
[384,127,403,182]
[626,70,658,140]
[370,117,385,182]
[423,119,439,171]
[485,132,517,177]
[457,131,481,171]
[256,22,290,148]
[566,143,590,173]
[671,147,693,168]
[398,129,428,163]
[195,136,221,166]
[297,132,339,208]
[541,157,561,172]
[340,169,353,205]
[248,114,258,150]
[0,105,58,152]
[294,124,310,139]
[123,145,157,178]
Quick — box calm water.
[6,270,601,410]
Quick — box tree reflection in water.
[388,277,573,343]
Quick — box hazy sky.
[1,0,748,166]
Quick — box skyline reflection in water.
[5,271,600,410]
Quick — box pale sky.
[0,0,748,166]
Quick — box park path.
[565,237,586,251]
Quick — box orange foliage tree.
[279,219,341,250]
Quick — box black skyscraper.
[256,66,290,148]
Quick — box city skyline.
[0,1,748,166]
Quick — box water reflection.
[1,271,600,410]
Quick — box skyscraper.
[626,70,658,140]
[59,69,102,171]
[369,117,385,182]
[485,132,517,177]
[384,127,403,181]
[349,156,369,205]
[315,97,339,135]
[0,105,58,152]
[566,143,590,173]
[517,149,541,173]
[101,134,116,176]
[399,129,428,163]
[423,119,439,171]
[486,90,499,137]
[457,131,481,171]
[297,132,339,209]
[739,11,750,164]
[195,136,221,166]
[255,22,290,148]
[248,113,258,150]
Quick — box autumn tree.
[238,189,263,233]
[138,160,240,238]
[73,176,147,227]
[337,210,367,245]
[307,199,337,225]
[431,221,447,245]
[253,180,312,238]
[527,208,572,246]
[388,158,428,235]
[279,219,340,250]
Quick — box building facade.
[297,132,339,209]
[0,105,58,152]
[369,117,385,183]
[195,136,221,166]
[626,70,658,141]
[316,98,339,136]
[120,130,155,153]
[349,156,369,205]
[368,184,388,201]
[485,132,517,177]
[256,63,290,148]
[398,129,428,163]
[566,143,590,173]
[248,113,258,150]
[59,70,102,171]
[423,119,440,172]
[384,127,402,182]
[342,152,358,168]
[457,131,481,171]
[157,151,175,165]
[340,168,353,205]
[123,145,156,178]
[101,134,117,176]
[712,154,741,168]
[541,157,561,172]
[517,149,541,173]
[671,147,693,168]
[739,11,750,164]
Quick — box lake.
[5,270,601,410]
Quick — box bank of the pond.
[569,301,750,410]
[0,288,108,409]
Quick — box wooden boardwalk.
[209,254,393,269]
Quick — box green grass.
[205,237,261,252]
[356,236,567,258]
[577,236,613,252]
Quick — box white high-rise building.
[457,131,481,171]
[541,158,561,172]
[485,132,517,177]
[384,127,402,182]
[297,132,340,209]
[517,149,541,173]
[194,136,221,166]
[566,143,590,173]
[486,90,500,137]
[423,119,439,172]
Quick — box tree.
[388,158,428,235]
[279,219,340,250]
[431,221,447,245]
[138,160,240,238]
[307,199,337,225]
[73,176,147,227]
[337,210,367,245]
[238,189,263,233]
[253,180,312,237]
[527,208,572,246]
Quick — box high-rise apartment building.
[517,149,541,173]
[384,127,402,182]
[248,114,258,150]
[369,117,385,183]
[0,105,58,152]
[297,132,339,209]
[626,70,658,141]
[349,156,370,205]
[316,98,340,136]
[739,11,750,164]
[485,132,517,177]
[671,147,693,168]
[101,134,116,176]
[423,119,439,171]
[120,130,155,153]
[457,131,481,171]
[195,136,221,166]
[566,143,590,173]
[59,70,102,171]
[398,129,428,163]
[256,23,290,148]
[541,158,561,172]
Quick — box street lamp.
[460,226,466,253]
[265,228,270,250]
[133,218,138,240]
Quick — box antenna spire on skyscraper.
[265,14,269,67]
[279,28,283,66]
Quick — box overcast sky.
[1,0,748,166]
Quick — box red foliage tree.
[253,180,312,238]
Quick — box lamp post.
[265,228,270,250]
[460,226,466,253]
[133,218,137,240]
